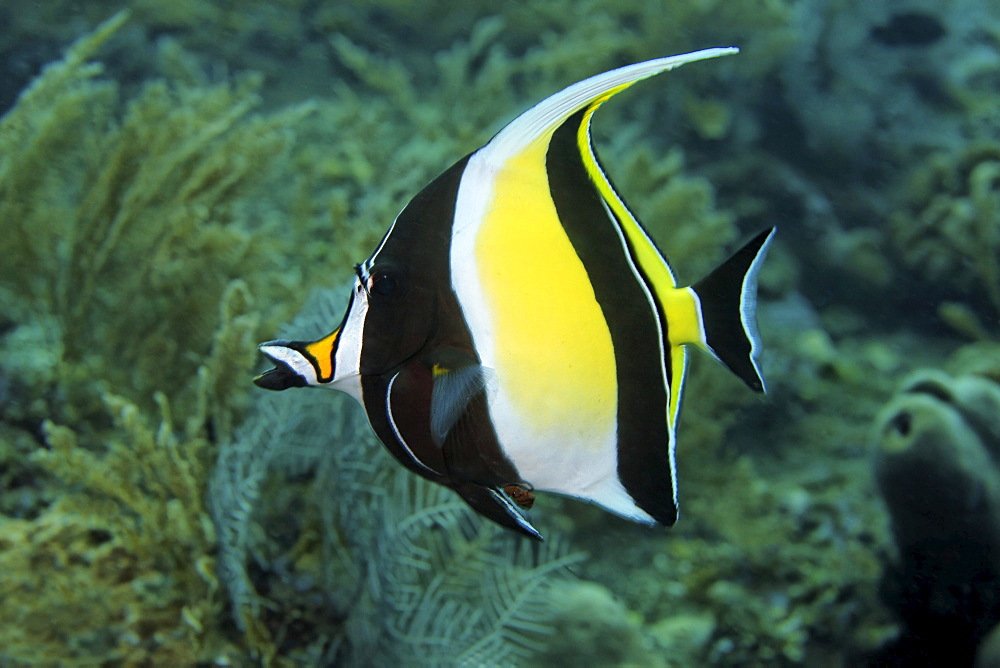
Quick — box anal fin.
[456,482,543,541]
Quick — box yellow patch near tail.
[475,136,617,432]
[668,346,688,429]
[663,287,705,348]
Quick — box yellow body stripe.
[305,329,339,381]
[475,136,617,434]
[574,90,710,438]
[577,95,677,293]
[669,347,687,428]
[578,94,706,343]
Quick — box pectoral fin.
[427,356,519,484]
[430,361,494,445]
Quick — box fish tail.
[689,227,775,392]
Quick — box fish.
[254,48,774,541]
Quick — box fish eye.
[368,269,399,297]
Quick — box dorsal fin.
[475,47,740,314]
[482,48,738,164]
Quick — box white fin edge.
[741,228,775,393]
[484,47,739,164]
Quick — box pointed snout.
[253,340,313,391]
[252,328,342,391]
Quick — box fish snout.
[253,340,314,390]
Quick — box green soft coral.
[0,281,262,663]
[1,393,231,663]
[0,12,320,663]
[0,11,314,425]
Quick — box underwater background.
[1,0,999,665]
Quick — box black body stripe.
[358,154,520,496]
[588,149,675,396]
[357,155,473,379]
[546,109,677,526]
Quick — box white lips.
[259,344,319,386]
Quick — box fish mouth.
[253,341,310,391]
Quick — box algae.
[890,144,1000,327]
[0,12,316,663]
[0,394,227,664]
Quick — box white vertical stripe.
[330,283,369,403]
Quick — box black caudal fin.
[691,227,775,392]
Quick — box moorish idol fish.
[254,48,774,540]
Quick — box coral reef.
[3,0,996,664]
[873,345,1000,665]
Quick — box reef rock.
[873,364,1000,664]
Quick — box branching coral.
[0,275,265,663]
[0,391,232,663]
